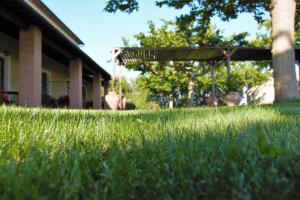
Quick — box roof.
[24,0,83,45]
[0,0,110,80]
[116,46,300,65]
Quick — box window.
[0,58,4,89]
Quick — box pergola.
[112,46,300,106]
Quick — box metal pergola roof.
[116,46,300,65]
[112,46,300,108]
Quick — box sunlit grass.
[0,102,300,199]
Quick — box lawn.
[0,102,300,199]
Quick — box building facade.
[0,0,110,109]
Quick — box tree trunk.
[272,0,299,102]
[169,94,174,109]
[188,73,195,106]
[211,62,216,97]
[226,49,231,92]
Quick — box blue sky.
[42,0,261,80]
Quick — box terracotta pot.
[206,96,218,107]
[225,92,241,107]
[105,91,120,111]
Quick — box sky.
[42,0,261,80]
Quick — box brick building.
[0,0,110,109]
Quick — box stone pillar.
[69,58,82,108]
[19,25,42,107]
[93,73,102,109]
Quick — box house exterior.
[0,0,110,109]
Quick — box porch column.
[69,58,82,108]
[93,73,102,109]
[226,49,231,83]
[19,25,42,107]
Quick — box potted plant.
[225,82,241,107]
[206,95,218,107]
[105,79,120,111]
[225,92,241,106]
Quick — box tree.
[135,64,188,108]
[105,0,300,102]
[129,20,250,107]
[127,79,154,109]
[125,21,270,108]
[131,21,192,108]
[108,76,131,95]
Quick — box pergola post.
[211,61,216,98]
[222,48,239,92]
[119,65,123,109]
[112,48,123,110]
[112,48,122,79]
[112,48,116,79]
[226,49,231,85]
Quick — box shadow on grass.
[1,102,300,199]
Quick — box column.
[19,25,42,107]
[226,49,231,92]
[69,58,82,108]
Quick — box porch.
[0,1,110,109]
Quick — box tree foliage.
[104,0,139,13]
[127,21,270,107]
[108,76,131,95]
[104,0,299,45]
[105,0,271,31]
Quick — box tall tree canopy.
[104,0,299,27]
[105,0,300,102]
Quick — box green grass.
[1,102,300,199]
